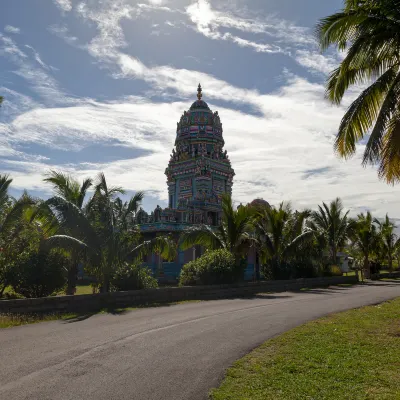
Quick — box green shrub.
[111,263,158,291]
[179,249,238,286]
[329,265,343,276]
[10,250,67,298]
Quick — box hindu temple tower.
[164,83,235,224]
[136,84,236,280]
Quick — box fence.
[0,276,358,314]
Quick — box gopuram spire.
[197,83,202,100]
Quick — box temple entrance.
[207,211,218,226]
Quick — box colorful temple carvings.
[135,84,235,230]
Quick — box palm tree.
[254,203,314,279]
[0,175,35,295]
[374,214,400,271]
[0,96,3,106]
[42,171,93,294]
[310,198,352,265]
[45,173,175,292]
[179,195,254,272]
[0,175,35,239]
[349,212,378,279]
[316,0,400,183]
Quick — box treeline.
[0,171,399,299]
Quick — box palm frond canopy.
[316,0,400,183]
[130,234,177,262]
[310,198,351,261]
[44,170,92,208]
[0,193,36,237]
[254,202,314,266]
[0,174,12,213]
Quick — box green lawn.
[0,300,202,329]
[0,312,80,329]
[211,297,400,400]
[75,283,93,295]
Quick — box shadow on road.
[61,280,400,324]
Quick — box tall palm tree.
[0,174,12,213]
[179,195,254,270]
[0,175,35,295]
[45,173,175,292]
[349,211,378,278]
[254,203,314,279]
[310,198,352,265]
[42,171,93,294]
[0,96,3,106]
[0,175,35,239]
[317,0,400,183]
[374,214,400,271]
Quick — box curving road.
[1,281,400,400]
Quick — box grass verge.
[0,312,80,329]
[0,300,202,329]
[210,297,400,400]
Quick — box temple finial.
[197,83,202,100]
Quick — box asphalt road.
[1,280,400,400]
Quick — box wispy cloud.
[53,0,72,13]
[185,0,315,54]
[4,25,21,34]
[295,49,340,75]
[0,33,72,105]
[186,0,283,53]
[48,24,79,47]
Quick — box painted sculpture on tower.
[135,84,235,229]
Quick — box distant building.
[134,85,257,281]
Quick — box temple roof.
[176,83,223,143]
[189,99,210,110]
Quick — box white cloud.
[147,0,168,5]
[185,0,313,54]
[25,45,51,70]
[295,49,340,75]
[53,0,72,12]
[48,25,79,47]
[4,25,20,34]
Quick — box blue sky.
[1,0,399,217]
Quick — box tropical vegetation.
[0,172,176,298]
[0,171,399,298]
[317,0,400,183]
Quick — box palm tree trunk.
[66,263,78,295]
[332,245,337,266]
[102,273,111,293]
[388,255,393,272]
[363,255,371,279]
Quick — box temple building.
[135,85,256,281]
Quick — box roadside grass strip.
[0,300,202,328]
[211,297,400,400]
